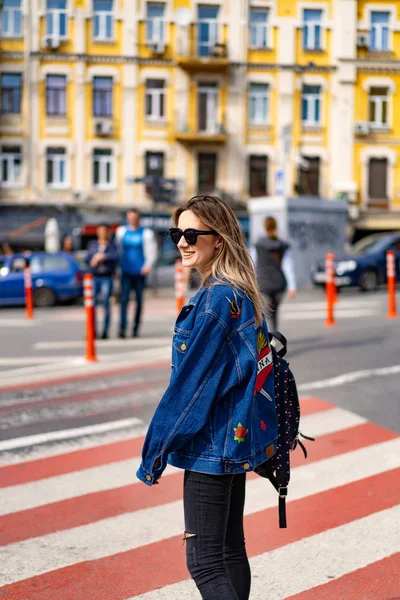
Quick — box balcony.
[176,25,229,71]
[174,123,227,144]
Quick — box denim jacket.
[136,281,278,485]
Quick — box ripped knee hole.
[182,531,197,545]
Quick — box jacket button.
[180,343,187,351]
[145,475,151,481]
[242,463,250,470]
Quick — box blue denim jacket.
[136,282,278,485]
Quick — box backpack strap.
[265,470,288,529]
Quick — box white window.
[146,3,165,43]
[145,79,165,120]
[1,146,22,186]
[1,0,22,37]
[303,9,322,50]
[93,0,113,41]
[249,9,269,49]
[369,87,389,128]
[370,12,390,51]
[93,148,113,188]
[248,83,269,125]
[46,147,68,188]
[302,85,321,126]
[46,0,68,38]
[197,5,219,57]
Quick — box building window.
[1,0,22,37]
[46,0,68,38]
[368,158,387,201]
[93,148,113,188]
[145,152,164,177]
[249,9,269,48]
[46,75,66,116]
[248,83,269,125]
[303,9,322,50]
[93,76,113,117]
[1,73,22,114]
[302,84,321,126]
[197,5,219,57]
[145,79,165,120]
[370,12,390,51]
[93,0,113,41]
[198,152,217,193]
[146,2,165,43]
[249,155,268,197]
[46,147,67,188]
[297,156,320,196]
[368,87,388,128]
[198,82,219,132]
[1,146,22,186]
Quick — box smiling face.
[176,210,221,277]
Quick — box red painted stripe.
[0,360,171,393]
[0,395,337,488]
[2,467,399,600]
[0,422,396,546]
[298,397,335,416]
[285,552,400,600]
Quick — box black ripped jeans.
[183,470,251,600]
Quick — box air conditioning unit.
[354,122,370,136]
[357,33,369,48]
[149,41,166,55]
[94,120,113,136]
[41,35,60,50]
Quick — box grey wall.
[248,196,349,288]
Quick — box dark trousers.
[264,292,284,332]
[119,274,146,334]
[94,276,113,336]
[183,470,251,600]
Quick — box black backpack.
[255,331,314,528]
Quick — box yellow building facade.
[2,0,400,232]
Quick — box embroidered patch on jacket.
[254,330,273,396]
[266,443,275,457]
[225,291,243,319]
[233,422,248,443]
[261,420,267,431]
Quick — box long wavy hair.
[173,195,265,326]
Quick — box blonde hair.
[173,195,265,326]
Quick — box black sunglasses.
[169,228,218,246]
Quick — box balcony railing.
[176,24,228,69]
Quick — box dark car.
[0,252,83,307]
[311,233,400,292]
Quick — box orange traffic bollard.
[325,252,336,327]
[387,251,398,319]
[83,274,97,362]
[24,267,34,320]
[175,259,185,314]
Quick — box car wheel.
[359,269,379,292]
[33,287,57,307]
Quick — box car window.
[357,237,393,256]
[30,255,71,274]
[10,257,29,272]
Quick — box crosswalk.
[0,396,399,599]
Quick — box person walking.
[86,223,119,340]
[254,216,296,332]
[137,195,278,600]
[115,208,157,338]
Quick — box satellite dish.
[175,7,191,26]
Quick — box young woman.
[137,195,278,600]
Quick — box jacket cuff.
[136,463,155,486]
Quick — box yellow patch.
[257,330,268,354]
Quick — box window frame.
[368,87,389,129]
[46,147,68,189]
[92,76,113,117]
[301,84,322,127]
[248,154,268,197]
[370,11,390,52]
[145,79,166,121]
[0,73,22,114]
[46,0,68,39]
[93,148,114,190]
[248,82,269,126]
[368,157,388,200]
[46,74,67,117]
[146,2,166,44]
[0,145,22,187]
[93,0,114,42]
[197,5,219,57]
[302,8,323,51]
[1,0,23,37]
[249,8,270,49]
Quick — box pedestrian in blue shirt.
[137,195,277,600]
[86,223,119,339]
[115,208,157,338]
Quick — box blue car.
[0,252,83,307]
[311,233,400,292]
